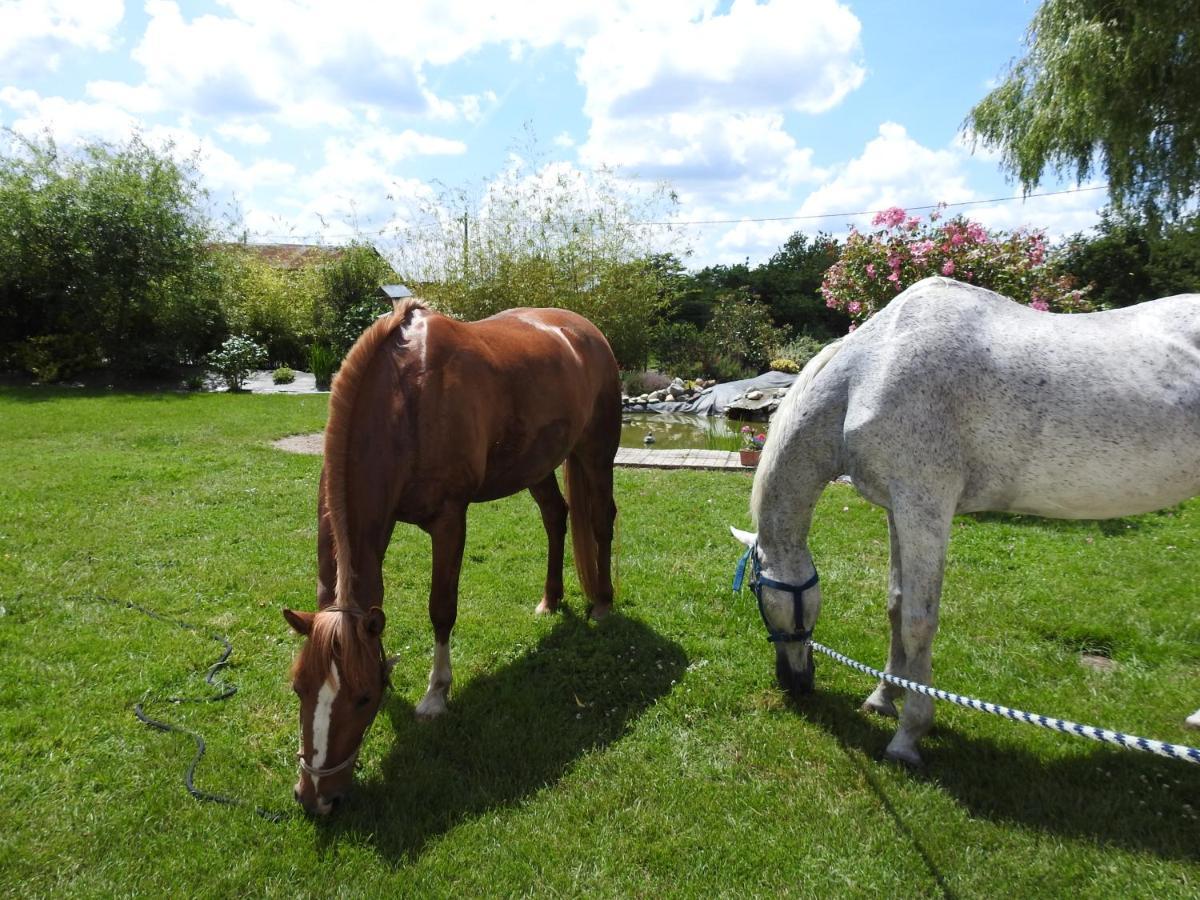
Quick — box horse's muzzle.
[775,643,815,697]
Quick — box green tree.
[966,0,1200,219]
[1056,207,1200,306]
[0,132,223,377]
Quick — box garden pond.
[620,412,745,451]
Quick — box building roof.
[212,242,355,270]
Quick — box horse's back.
[402,305,619,504]
[836,278,1200,518]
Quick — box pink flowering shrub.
[821,205,1092,328]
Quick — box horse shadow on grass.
[796,684,1200,862]
[319,609,687,862]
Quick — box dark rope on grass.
[91,595,289,823]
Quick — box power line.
[239,183,1110,243]
[639,184,1110,227]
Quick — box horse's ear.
[729,526,757,549]
[359,606,386,640]
[283,608,315,635]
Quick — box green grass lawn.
[2,387,1199,897]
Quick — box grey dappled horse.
[734,276,1200,766]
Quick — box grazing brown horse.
[282,298,620,815]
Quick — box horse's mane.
[324,297,427,607]
[750,337,845,525]
[289,608,381,693]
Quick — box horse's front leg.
[416,505,467,720]
[863,510,905,719]
[883,497,953,767]
[529,474,568,615]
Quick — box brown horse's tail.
[563,451,617,609]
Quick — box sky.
[0,0,1109,270]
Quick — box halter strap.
[733,542,819,644]
[297,748,359,779]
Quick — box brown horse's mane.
[324,297,427,608]
[289,608,382,694]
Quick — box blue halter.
[733,542,819,644]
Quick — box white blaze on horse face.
[309,662,341,792]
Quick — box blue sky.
[0,1,1107,270]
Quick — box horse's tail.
[751,337,846,521]
[563,450,617,608]
[324,297,426,606]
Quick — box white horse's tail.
[751,337,846,521]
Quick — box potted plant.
[739,425,767,466]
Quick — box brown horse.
[282,298,620,815]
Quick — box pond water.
[620,412,742,450]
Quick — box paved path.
[616,447,750,471]
[274,433,752,472]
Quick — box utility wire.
[240,183,1109,243]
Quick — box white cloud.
[216,122,272,146]
[967,184,1106,239]
[578,0,864,120]
[796,122,975,230]
[0,0,124,76]
[0,87,140,146]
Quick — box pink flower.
[741,425,752,434]
[1030,299,1049,312]
[905,216,921,231]
[941,259,956,276]
[847,323,857,333]
[865,263,877,278]
[887,253,901,270]
[966,222,988,243]
[911,239,934,261]
[848,300,861,315]
[871,206,907,229]
[887,271,900,283]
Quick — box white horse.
[732,276,1200,766]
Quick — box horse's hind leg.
[883,494,954,767]
[416,506,467,720]
[862,511,905,719]
[529,474,568,615]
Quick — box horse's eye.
[355,694,372,710]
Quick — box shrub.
[206,335,266,391]
[820,206,1093,328]
[769,358,800,373]
[705,289,778,374]
[621,370,671,397]
[13,333,101,382]
[772,333,827,370]
[308,343,337,391]
[0,133,224,376]
[272,366,295,385]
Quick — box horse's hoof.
[861,692,898,719]
[534,598,559,615]
[1186,710,1200,730]
[414,694,448,720]
[883,742,923,768]
[588,602,613,621]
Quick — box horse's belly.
[974,452,1200,519]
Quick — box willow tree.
[967,0,1200,219]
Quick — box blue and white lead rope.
[810,640,1200,765]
